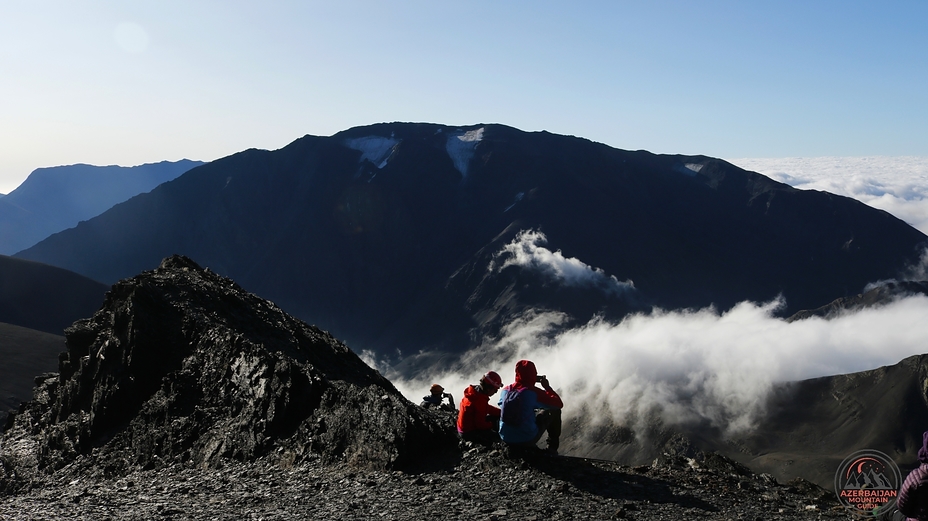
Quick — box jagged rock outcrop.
[1,255,456,492]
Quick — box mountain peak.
[1,255,455,490]
[14,124,927,358]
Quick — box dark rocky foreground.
[0,255,859,519]
[1,256,454,492]
[0,442,848,521]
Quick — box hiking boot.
[545,438,559,455]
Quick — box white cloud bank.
[729,156,928,235]
[378,294,928,438]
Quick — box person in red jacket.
[457,371,504,445]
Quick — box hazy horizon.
[3,2,926,193]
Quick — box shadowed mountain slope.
[0,160,203,255]
[729,353,928,488]
[0,322,64,426]
[0,255,108,335]
[561,352,928,489]
[16,123,927,357]
[0,255,455,492]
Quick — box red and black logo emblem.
[834,450,901,517]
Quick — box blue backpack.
[500,387,528,426]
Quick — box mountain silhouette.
[15,123,927,359]
[0,159,203,255]
[843,467,893,489]
[710,353,928,488]
[3,254,925,493]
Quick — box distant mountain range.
[0,159,203,255]
[13,123,926,360]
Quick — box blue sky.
[2,1,927,194]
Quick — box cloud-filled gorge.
[365,218,928,447]
[374,294,928,445]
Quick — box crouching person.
[421,384,455,411]
[498,360,563,454]
[457,371,504,445]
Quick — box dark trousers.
[460,429,501,445]
[532,408,562,451]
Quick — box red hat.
[481,371,503,389]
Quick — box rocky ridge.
[1,255,455,495]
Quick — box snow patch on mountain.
[685,163,704,173]
[344,136,399,169]
[490,229,635,297]
[674,163,704,177]
[446,127,484,178]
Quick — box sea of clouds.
[370,157,928,439]
[731,156,928,235]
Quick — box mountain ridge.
[0,159,203,255]
[15,123,927,360]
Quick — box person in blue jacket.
[497,359,563,454]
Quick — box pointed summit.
[1,255,455,491]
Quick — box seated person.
[498,360,563,454]
[457,371,504,444]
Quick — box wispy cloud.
[489,230,635,297]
